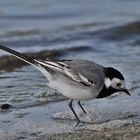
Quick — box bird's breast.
[48,77,99,100]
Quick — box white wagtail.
[0,44,130,124]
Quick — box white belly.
[48,76,99,100]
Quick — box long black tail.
[0,44,54,79]
[0,44,36,66]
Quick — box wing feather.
[34,59,94,86]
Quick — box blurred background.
[0,0,140,139]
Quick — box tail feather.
[0,44,36,66]
[0,44,60,79]
[0,44,54,80]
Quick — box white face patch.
[104,78,112,88]
[112,78,125,89]
[104,77,126,89]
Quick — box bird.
[0,44,130,124]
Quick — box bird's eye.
[117,83,121,87]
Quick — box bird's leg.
[68,99,80,123]
[77,101,87,114]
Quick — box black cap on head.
[104,67,124,80]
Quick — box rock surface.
[44,120,140,140]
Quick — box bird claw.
[75,120,85,127]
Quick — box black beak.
[123,89,131,96]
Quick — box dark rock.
[1,104,11,109]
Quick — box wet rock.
[53,98,140,124]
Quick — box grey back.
[65,60,105,89]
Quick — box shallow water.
[0,0,140,139]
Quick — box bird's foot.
[75,120,86,127]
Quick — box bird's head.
[104,67,130,96]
